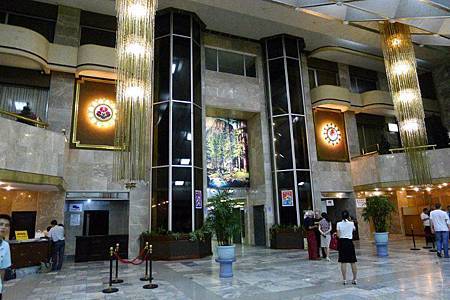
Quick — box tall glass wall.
[151,9,204,232]
[262,35,313,226]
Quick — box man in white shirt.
[0,215,12,300]
[420,208,433,246]
[48,220,65,271]
[430,203,450,258]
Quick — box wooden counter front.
[9,239,51,268]
[75,235,128,262]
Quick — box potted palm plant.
[362,195,395,257]
[205,190,240,277]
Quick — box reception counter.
[9,239,51,268]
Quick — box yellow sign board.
[15,231,29,241]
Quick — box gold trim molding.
[0,169,65,191]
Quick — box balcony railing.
[0,109,49,128]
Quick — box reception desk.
[75,235,128,262]
[9,239,51,268]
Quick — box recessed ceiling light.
[401,187,405,191]
[443,183,448,186]
[433,33,439,37]
[343,20,349,25]
[4,186,12,191]
[418,44,424,48]
[387,188,392,191]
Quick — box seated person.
[17,103,37,126]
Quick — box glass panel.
[193,18,201,42]
[0,12,5,23]
[292,116,309,169]
[155,13,170,38]
[205,48,217,71]
[218,50,244,76]
[151,167,169,231]
[152,103,170,166]
[154,37,170,102]
[173,13,191,37]
[172,167,192,232]
[296,171,312,215]
[194,106,202,168]
[308,69,316,90]
[284,36,298,58]
[245,55,256,78]
[193,43,201,106]
[277,171,297,225]
[194,168,203,229]
[80,27,116,47]
[172,102,192,165]
[287,58,303,115]
[7,14,55,42]
[273,116,293,170]
[267,36,283,59]
[316,69,338,86]
[353,78,377,93]
[172,36,191,101]
[268,58,288,115]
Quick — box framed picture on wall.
[281,190,294,207]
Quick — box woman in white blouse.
[336,210,357,285]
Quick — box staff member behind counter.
[0,215,12,300]
[48,220,65,271]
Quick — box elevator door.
[83,210,109,236]
[253,205,266,246]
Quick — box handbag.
[330,233,339,251]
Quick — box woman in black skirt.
[336,210,357,285]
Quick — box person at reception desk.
[0,215,12,300]
[48,220,65,271]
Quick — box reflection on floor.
[4,238,450,299]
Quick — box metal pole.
[102,247,119,293]
[140,242,150,281]
[143,244,158,289]
[112,243,124,284]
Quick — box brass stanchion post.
[102,247,119,294]
[410,224,420,250]
[140,242,150,281]
[143,245,158,289]
[112,243,124,284]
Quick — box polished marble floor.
[4,237,450,300]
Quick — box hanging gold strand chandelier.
[114,0,157,182]
[379,22,431,186]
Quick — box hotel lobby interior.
[0,0,449,299]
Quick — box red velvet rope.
[114,248,149,265]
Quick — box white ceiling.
[36,0,450,67]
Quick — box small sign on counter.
[15,230,29,240]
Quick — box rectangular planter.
[140,236,212,260]
[270,231,304,249]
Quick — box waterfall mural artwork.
[206,117,250,188]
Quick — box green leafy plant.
[205,190,240,246]
[362,196,395,232]
[269,224,301,237]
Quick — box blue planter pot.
[216,245,236,278]
[374,232,389,257]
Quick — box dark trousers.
[52,240,65,271]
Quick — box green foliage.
[362,196,395,232]
[269,224,301,237]
[205,190,241,246]
[141,226,212,242]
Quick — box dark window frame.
[204,46,257,78]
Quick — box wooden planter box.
[140,235,212,260]
[270,231,304,249]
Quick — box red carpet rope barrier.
[115,248,147,265]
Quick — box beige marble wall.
[203,33,274,245]
[36,191,65,232]
[47,72,75,137]
[128,183,150,257]
[351,148,450,188]
[0,117,66,177]
[54,6,80,47]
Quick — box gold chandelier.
[379,22,431,185]
[114,0,157,182]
